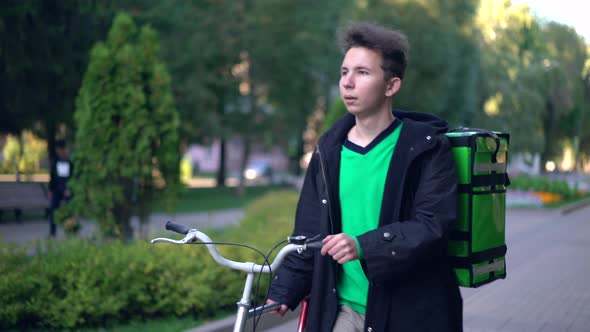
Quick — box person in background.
[48,139,73,237]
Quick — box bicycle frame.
[151,221,318,332]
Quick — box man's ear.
[385,77,402,97]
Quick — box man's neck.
[349,109,395,147]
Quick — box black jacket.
[49,157,73,193]
[268,110,463,332]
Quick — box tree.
[474,0,590,172]
[343,0,483,126]
[0,0,114,180]
[242,0,346,175]
[118,0,244,186]
[120,0,346,181]
[62,13,180,240]
[538,22,588,170]
[474,0,546,154]
[223,0,345,187]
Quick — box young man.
[48,140,74,237]
[268,22,463,331]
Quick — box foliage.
[321,99,348,135]
[2,0,590,177]
[509,175,582,200]
[474,0,546,153]
[342,0,482,126]
[61,13,180,240]
[0,0,115,167]
[0,190,299,330]
[0,239,242,330]
[117,0,346,184]
[0,132,47,174]
[179,154,193,184]
[474,0,589,168]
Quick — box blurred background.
[2,0,590,190]
[1,0,590,331]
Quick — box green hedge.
[0,190,298,330]
[509,175,583,199]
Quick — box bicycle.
[151,221,322,332]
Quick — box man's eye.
[359,70,369,75]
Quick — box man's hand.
[266,299,288,316]
[64,189,72,198]
[320,233,359,264]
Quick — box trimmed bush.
[510,174,584,200]
[0,190,299,330]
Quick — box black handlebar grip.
[165,221,191,235]
[306,240,324,249]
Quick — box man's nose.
[341,74,354,89]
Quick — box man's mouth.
[344,96,357,103]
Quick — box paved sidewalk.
[0,209,244,246]
[459,206,590,331]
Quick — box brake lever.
[151,231,198,244]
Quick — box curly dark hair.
[338,22,409,79]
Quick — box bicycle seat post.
[234,272,255,332]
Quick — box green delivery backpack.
[445,128,510,288]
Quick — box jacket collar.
[318,109,448,155]
[316,109,448,228]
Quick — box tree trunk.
[15,134,23,182]
[216,138,226,187]
[237,136,251,197]
[114,203,133,242]
[540,99,556,173]
[291,132,305,176]
[46,120,56,186]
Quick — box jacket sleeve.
[357,135,457,283]
[267,150,322,310]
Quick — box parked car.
[244,160,273,184]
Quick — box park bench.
[0,182,49,222]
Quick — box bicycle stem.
[234,273,255,332]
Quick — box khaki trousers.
[332,305,365,332]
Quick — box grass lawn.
[154,184,295,213]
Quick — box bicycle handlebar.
[151,221,322,274]
[165,220,191,235]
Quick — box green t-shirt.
[337,119,403,314]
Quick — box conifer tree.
[61,13,179,240]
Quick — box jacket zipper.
[315,145,334,234]
[316,144,340,303]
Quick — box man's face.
[56,147,67,159]
[339,47,399,116]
